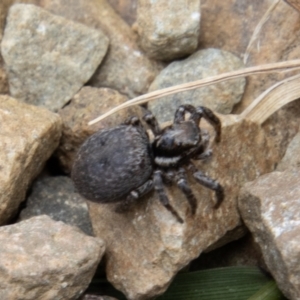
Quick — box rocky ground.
[1,0,300,299]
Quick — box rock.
[19,176,94,236]
[0,0,11,95]
[199,0,271,60]
[57,86,143,173]
[276,131,300,171]
[200,0,300,87]
[134,0,200,60]
[239,169,300,300]
[88,115,282,300]
[0,95,61,225]
[262,100,300,171]
[148,48,246,123]
[107,0,137,25]
[1,3,109,111]
[32,0,162,98]
[200,0,300,113]
[200,0,300,166]
[0,215,105,300]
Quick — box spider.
[71,104,224,223]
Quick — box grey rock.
[19,176,94,236]
[148,48,246,123]
[1,3,109,111]
[239,169,300,300]
[0,95,61,225]
[0,215,105,300]
[35,0,162,98]
[135,0,200,60]
[276,131,300,171]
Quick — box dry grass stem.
[89,60,300,126]
[239,73,300,124]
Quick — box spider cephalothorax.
[71,104,224,223]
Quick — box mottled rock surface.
[0,215,105,300]
[148,48,246,123]
[108,0,137,25]
[19,176,94,236]
[0,95,61,225]
[199,0,300,113]
[1,3,109,111]
[135,0,200,60]
[239,169,300,300]
[89,115,282,300]
[58,86,143,173]
[0,0,10,95]
[199,0,300,167]
[276,132,300,171]
[31,0,162,98]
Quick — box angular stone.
[276,132,300,171]
[200,0,300,166]
[57,86,143,173]
[1,3,109,111]
[32,0,162,98]
[239,169,300,300]
[0,215,105,300]
[148,48,246,123]
[199,0,271,60]
[0,95,61,225]
[135,0,200,60]
[88,115,281,300]
[19,176,94,236]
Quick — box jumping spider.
[71,104,224,223]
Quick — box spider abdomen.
[72,125,153,203]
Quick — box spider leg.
[143,111,162,136]
[115,179,154,213]
[122,116,141,126]
[195,149,213,161]
[153,170,183,223]
[196,106,221,143]
[175,168,197,215]
[161,170,175,185]
[193,131,212,160]
[188,163,224,208]
[174,104,199,124]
